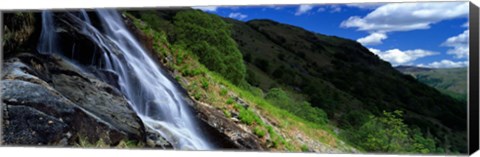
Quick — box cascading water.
[37,10,212,150]
[37,11,58,54]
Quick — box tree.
[173,10,246,85]
[347,110,439,153]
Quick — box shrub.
[226,98,235,105]
[223,109,232,118]
[173,10,246,85]
[265,88,328,125]
[238,108,256,125]
[254,126,266,138]
[343,110,439,153]
[201,79,209,89]
[219,88,228,96]
[301,145,309,152]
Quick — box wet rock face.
[1,53,145,146]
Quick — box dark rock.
[234,97,249,109]
[2,105,69,145]
[1,53,145,146]
[145,127,173,149]
[194,102,265,150]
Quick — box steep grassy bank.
[122,8,466,154]
[124,10,357,152]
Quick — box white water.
[37,10,212,150]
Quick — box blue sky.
[193,2,470,68]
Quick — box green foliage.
[265,88,328,125]
[223,109,232,118]
[226,97,234,105]
[238,107,256,125]
[343,110,439,154]
[301,145,309,152]
[173,10,246,85]
[254,126,266,138]
[201,78,209,89]
[219,88,228,96]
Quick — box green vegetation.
[265,88,328,125]
[254,126,266,138]
[126,8,466,154]
[396,66,467,102]
[227,18,466,153]
[173,10,247,85]
[301,145,309,152]
[342,110,440,154]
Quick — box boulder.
[193,101,266,150]
[1,53,145,146]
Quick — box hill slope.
[126,9,467,153]
[226,19,467,152]
[396,66,467,102]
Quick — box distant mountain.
[395,65,432,73]
[396,66,467,102]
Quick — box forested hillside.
[2,8,466,154]
[125,8,467,154]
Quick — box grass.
[126,12,356,152]
[254,126,266,138]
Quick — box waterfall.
[37,10,212,150]
[37,11,58,54]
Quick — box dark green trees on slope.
[173,10,246,85]
[127,8,467,154]
[225,19,466,153]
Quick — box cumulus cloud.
[228,12,248,20]
[442,30,469,59]
[341,2,468,46]
[357,32,387,45]
[330,5,342,13]
[418,60,468,68]
[369,48,438,65]
[317,5,342,13]
[192,6,218,12]
[345,3,384,9]
[295,5,314,16]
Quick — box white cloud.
[192,6,218,12]
[341,2,468,32]
[228,12,248,20]
[357,32,387,45]
[462,21,469,27]
[317,7,326,12]
[341,2,468,46]
[442,30,469,59]
[317,5,342,13]
[330,5,342,13]
[345,3,384,9]
[369,48,438,65]
[418,60,468,68]
[295,5,313,16]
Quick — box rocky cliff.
[1,12,264,150]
